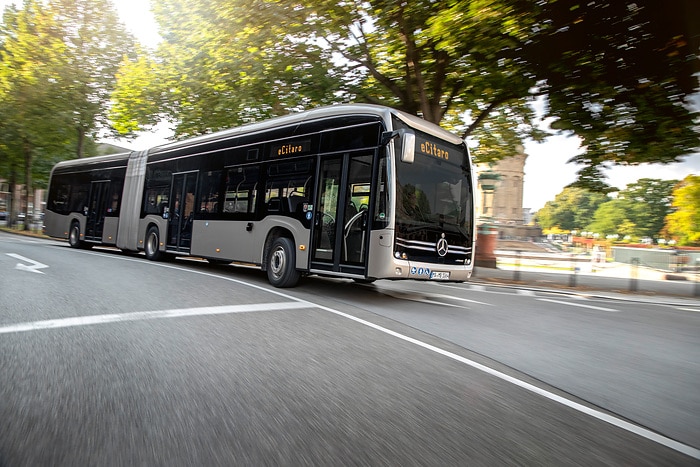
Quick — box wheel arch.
[261,227,295,272]
[143,221,162,252]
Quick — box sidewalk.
[471,262,700,306]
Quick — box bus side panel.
[102,217,119,245]
[366,228,397,279]
[43,210,72,240]
[44,212,87,241]
[190,218,311,268]
[190,220,258,263]
[116,150,149,251]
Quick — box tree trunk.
[9,168,18,229]
[23,140,33,231]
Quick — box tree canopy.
[534,187,608,232]
[664,175,700,246]
[536,179,678,240]
[111,0,699,189]
[0,0,134,224]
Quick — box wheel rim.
[70,225,79,245]
[270,246,286,279]
[146,232,157,256]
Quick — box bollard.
[513,250,521,281]
[569,254,577,287]
[630,257,639,292]
[695,259,700,298]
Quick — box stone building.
[475,145,542,240]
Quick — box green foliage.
[44,0,137,154]
[0,0,136,198]
[617,178,677,238]
[664,175,700,246]
[535,187,607,231]
[530,1,699,178]
[536,178,678,240]
[583,178,678,239]
[111,0,698,187]
[586,199,635,238]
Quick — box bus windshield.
[395,134,472,238]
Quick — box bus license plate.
[430,271,450,280]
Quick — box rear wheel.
[267,237,300,288]
[145,226,164,261]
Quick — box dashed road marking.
[537,298,619,312]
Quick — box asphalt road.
[1,231,698,465]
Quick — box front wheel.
[68,221,89,249]
[266,237,300,288]
[145,226,164,261]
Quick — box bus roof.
[50,151,131,173]
[149,104,465,154]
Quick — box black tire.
[266,237,300,288]
[145,226,164,261]
[68,221,83,249]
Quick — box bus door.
[167,171,198,252]
[84,180,110,241]
[311,152,374,276]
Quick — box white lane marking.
[431,293,492,306]
[308,301,700,460]
[537,298,619,312]
[0,302,309,334]
[518,289,536,296]
[677,307,700,313]
[6,253,49,274]
[35,247,700,458]
[379,288,490,307]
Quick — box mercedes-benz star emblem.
[436,233,449,257]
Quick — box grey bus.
[45,104,476,287]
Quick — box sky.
[2,0,698,210]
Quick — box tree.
[582,178,678,239]
[0,0,135,227]
[617,178,677,239]
[0,0,70,226]
[534,187,607,231]
[664,175,700,246]
[45,0,136,157]
[586,198,635,238]
[112,0,698,188]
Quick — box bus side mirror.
[399,129,415,164]
[381,129,415,164]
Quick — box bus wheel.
[145,226,164,261]
[68,221,83,249]
[267,237,300,288]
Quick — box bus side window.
[198,170,223,215]
[373,155,390,229]
[225,166,259,215]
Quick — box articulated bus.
[45,104,476,287]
